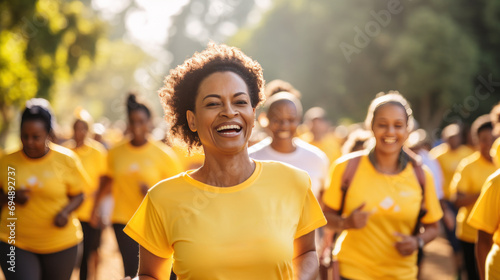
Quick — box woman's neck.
[372,147,402,174]
[130,137,147,147]
[192,150,255,187]
[24,146,50,159]
[75,138,84,148]
[270,138,296,153]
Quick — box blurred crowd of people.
[1,43,500,280]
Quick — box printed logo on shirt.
[26,176,42,189]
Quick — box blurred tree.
[52,40,155,127]
[166,0,256,69]
[0,0,104,146]
[230,0,500,133]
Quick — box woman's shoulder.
[333,150,368,167]
[145,173,189,202]
[294,138,329,162]
[49,142,80,161]
[248,137,272,155]
[486,169,500,188]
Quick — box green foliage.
[230,0,500,131]
[0,0,104,145]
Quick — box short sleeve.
[468,175,500,234]
[65,154,90,196]
[421,167,444,224]
[295,176,327,239]
[322,160,348,211]
[319,154,330,193]
[450,159,470,196]
[124,194,173,258]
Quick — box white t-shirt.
[419,149,444,200]
[249,137,330,198]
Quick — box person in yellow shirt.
[91,93,182,278]
[64,108,108,280]
[301,107,342,164]
[468,170,500,280]
[490,102,500,167]
[0,99,89,280]
[123,43,326,280]
[430,123,475,275]
[430,124,475,200]
[322,92,443,280]
[450,115,497,280]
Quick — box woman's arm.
[123,245,172,280]
[293,231,318,280]
[394,222,439,256]
[54,193,84,227]
[90,175,112,228]
[454,191,480,208]
[476,230,493,280]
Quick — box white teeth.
[384,138,396,144]
[216,124,241,132]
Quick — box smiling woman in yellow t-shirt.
[322,92,443,280]
[0,99,89,280]
[123,43,326,280]
[91,93,182,278]
[450,115,497,280]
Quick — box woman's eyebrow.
[234,92,248,97]
[202,94,221,101]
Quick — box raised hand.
[344,203,371,230]
[394,232,419,256]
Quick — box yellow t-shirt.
[0,144,89,253]
[450,152,497,243]
[491,137,500,168]
[108,139,182,224]
[468,170,500,280]
[64,139,107,222]
[124,161,326,279]
[468,169,500,246]
[430,143,475,200]
[323,152,443,280]
[300,132,342,164]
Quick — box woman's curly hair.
[158,43,264,150]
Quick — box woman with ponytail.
[92,92,182,278]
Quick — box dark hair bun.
[126,92,151,118]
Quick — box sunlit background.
[1,0,499,151]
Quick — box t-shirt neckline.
[183,161,262,193]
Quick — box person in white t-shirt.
[249,91,329,199]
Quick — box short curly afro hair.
[158,43,264,150]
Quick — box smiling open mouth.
[216,124,242,135]
[383,137,396,144]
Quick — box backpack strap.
[403,147,428,236]
[338,155,362,215]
